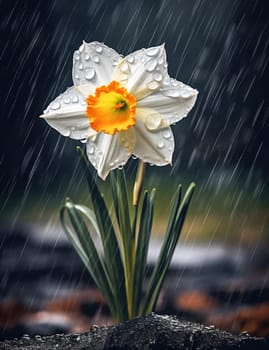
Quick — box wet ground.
[1,224,269,341]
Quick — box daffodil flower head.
[40,41,198,179]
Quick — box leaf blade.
[142,183,195,315]
[133,188,155,315]
[76,147,128,321]
[60,200,117,317]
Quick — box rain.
[0,0,268,342]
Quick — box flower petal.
[136,107,169,131]
[72,41,122,93]
[114,44,168,99]
[118,128,136,154]
[133,116,174,166]
[137,78,198,125]
[40,87,94,140]
[86,132,132,180]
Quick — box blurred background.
[0,0,268,342]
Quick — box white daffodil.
[40,41,198,180]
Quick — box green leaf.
[110,171,120,227]
[60,199,116,317]
[110,169,132,241]
[76,147,128,321]
[132,188,156,315]
[72,204,100,237]
[142,183,195,315]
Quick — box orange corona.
[86,81,136,135]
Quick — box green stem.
[133,161,146,206]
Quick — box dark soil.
[1,314,268,350]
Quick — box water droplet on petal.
[163,131,171,139]
[118,165,124,170]
[75,74,80,80]
[163,89,181,98]
[63,96,71,104]
[186,85,194,92]
[74,53,80,61]
[84,53,90,61]
[120,61,129,72]
[85,67,95,80]
[146,47,160,56]
[80,101,86,106]
[88,145,95,155]
[93,55,100,63]
[78,63,83,70]
[132,155,137,160]
[109,161,114,166]
[163,77,170,85]
[63,131,71,139]
[147,81,160,90]
[112,59,119,66]
[80,138,87,144]
[158,56,164,64]
[145,59,157,72]
[157,140,164,149]
[96,45,103,53]
[153,72,163,82]
[181,90,192,98]
[127,55,134,63]
[145,114,162,130]
[71,95,79,103]
[51,102,60,110]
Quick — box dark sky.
[0,0,268,198]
